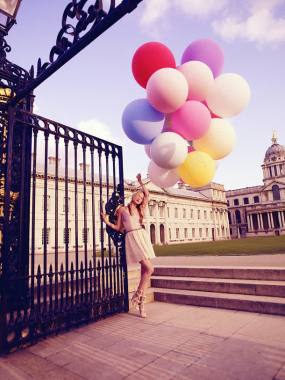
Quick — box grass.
[154,236,285,256]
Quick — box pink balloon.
[170,101,211,141]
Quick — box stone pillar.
[279,211,285,228]
[268,212,274,229]
[247,214,251,231]
[258,213,264,230]
[249,214,254,231]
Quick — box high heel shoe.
[138,294,147,318]
[131,289,142,310]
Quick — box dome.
[264,133,285,162]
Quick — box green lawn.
[154,236,285,256]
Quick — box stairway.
[151,266,285,316]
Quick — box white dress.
[121,208,156,265]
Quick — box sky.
[5,0,285,191]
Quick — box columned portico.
[226,134,285,238]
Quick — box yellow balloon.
[178,151,215,188]
[193,118,236,159]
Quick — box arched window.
[272,185,281,201]
[150,224,156,244]
[235,210,241,224]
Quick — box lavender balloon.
[181,39,224,78]
[122,99,165,144]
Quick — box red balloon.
[132,42,176,88]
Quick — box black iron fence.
[0,108,127,353]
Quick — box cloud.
[77,119,124,146]
[140,0,285,45]
[213,7,285,45]
[140,0,226,28]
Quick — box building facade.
[226,134,285,238]
[32,157,230,266]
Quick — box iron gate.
[0,107,127,353]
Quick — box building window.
[63,228,71,244]
[269,166,272,177]
[190,209,193,218]
[254,196,259,203]
[235,210,241,224]
[184,228,188,238]
[199,228,202,238]
[42,227,50,245]
[82,228,89,244]
[176,228,179,239]
[192,228,195,238]
[234,199,239,206]
[167,207,170,217]
[82,198,89,214]
[274,165,277,176]
[272,185,281,201]
[204,210,207,219]
[42,195,51,212]
[175,208,178,218]
[149,205,154,216]
[243,197,249,205]
[183,208,186,218]
[63,197,71,213]
[159,206,164,217]
[169,228,171,240]
[206,228,209,237]
[227,200,230,206]
[197,210,200,219]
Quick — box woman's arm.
[136,173,149,208]
[101,207,123,231]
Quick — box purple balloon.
[122,99,165,144]
[181,39,224,78]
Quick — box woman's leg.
[137,259,154,294]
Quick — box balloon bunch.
[122,39,250,189]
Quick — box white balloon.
[178,61,214,102]
[148,160,180,188]
[146,68,188,113]
[144,144,152,159]
[206,73,251,118]
[150,132,188,169]
[193,118,236,160]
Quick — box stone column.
[268,212,274,229]
[155,201,160,244]
[258,213,264,230]
[279,211,285,228]
[247,214,251,231]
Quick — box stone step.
[151,276,285,297]
[154,288,285,316]
[154,266,285,281]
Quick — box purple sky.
[6,0,285,190]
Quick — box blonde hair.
[128,190,144,225]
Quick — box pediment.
[262,179,285,191]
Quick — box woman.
[101,173,155,317]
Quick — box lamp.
[0,0,21,34]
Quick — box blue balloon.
[122,99,165,144]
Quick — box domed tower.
[262,131,285,186]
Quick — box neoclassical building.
[32,157,230,266]
[226,134,285,238]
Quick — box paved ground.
[1,302,285,380]
[151,253,285,268]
